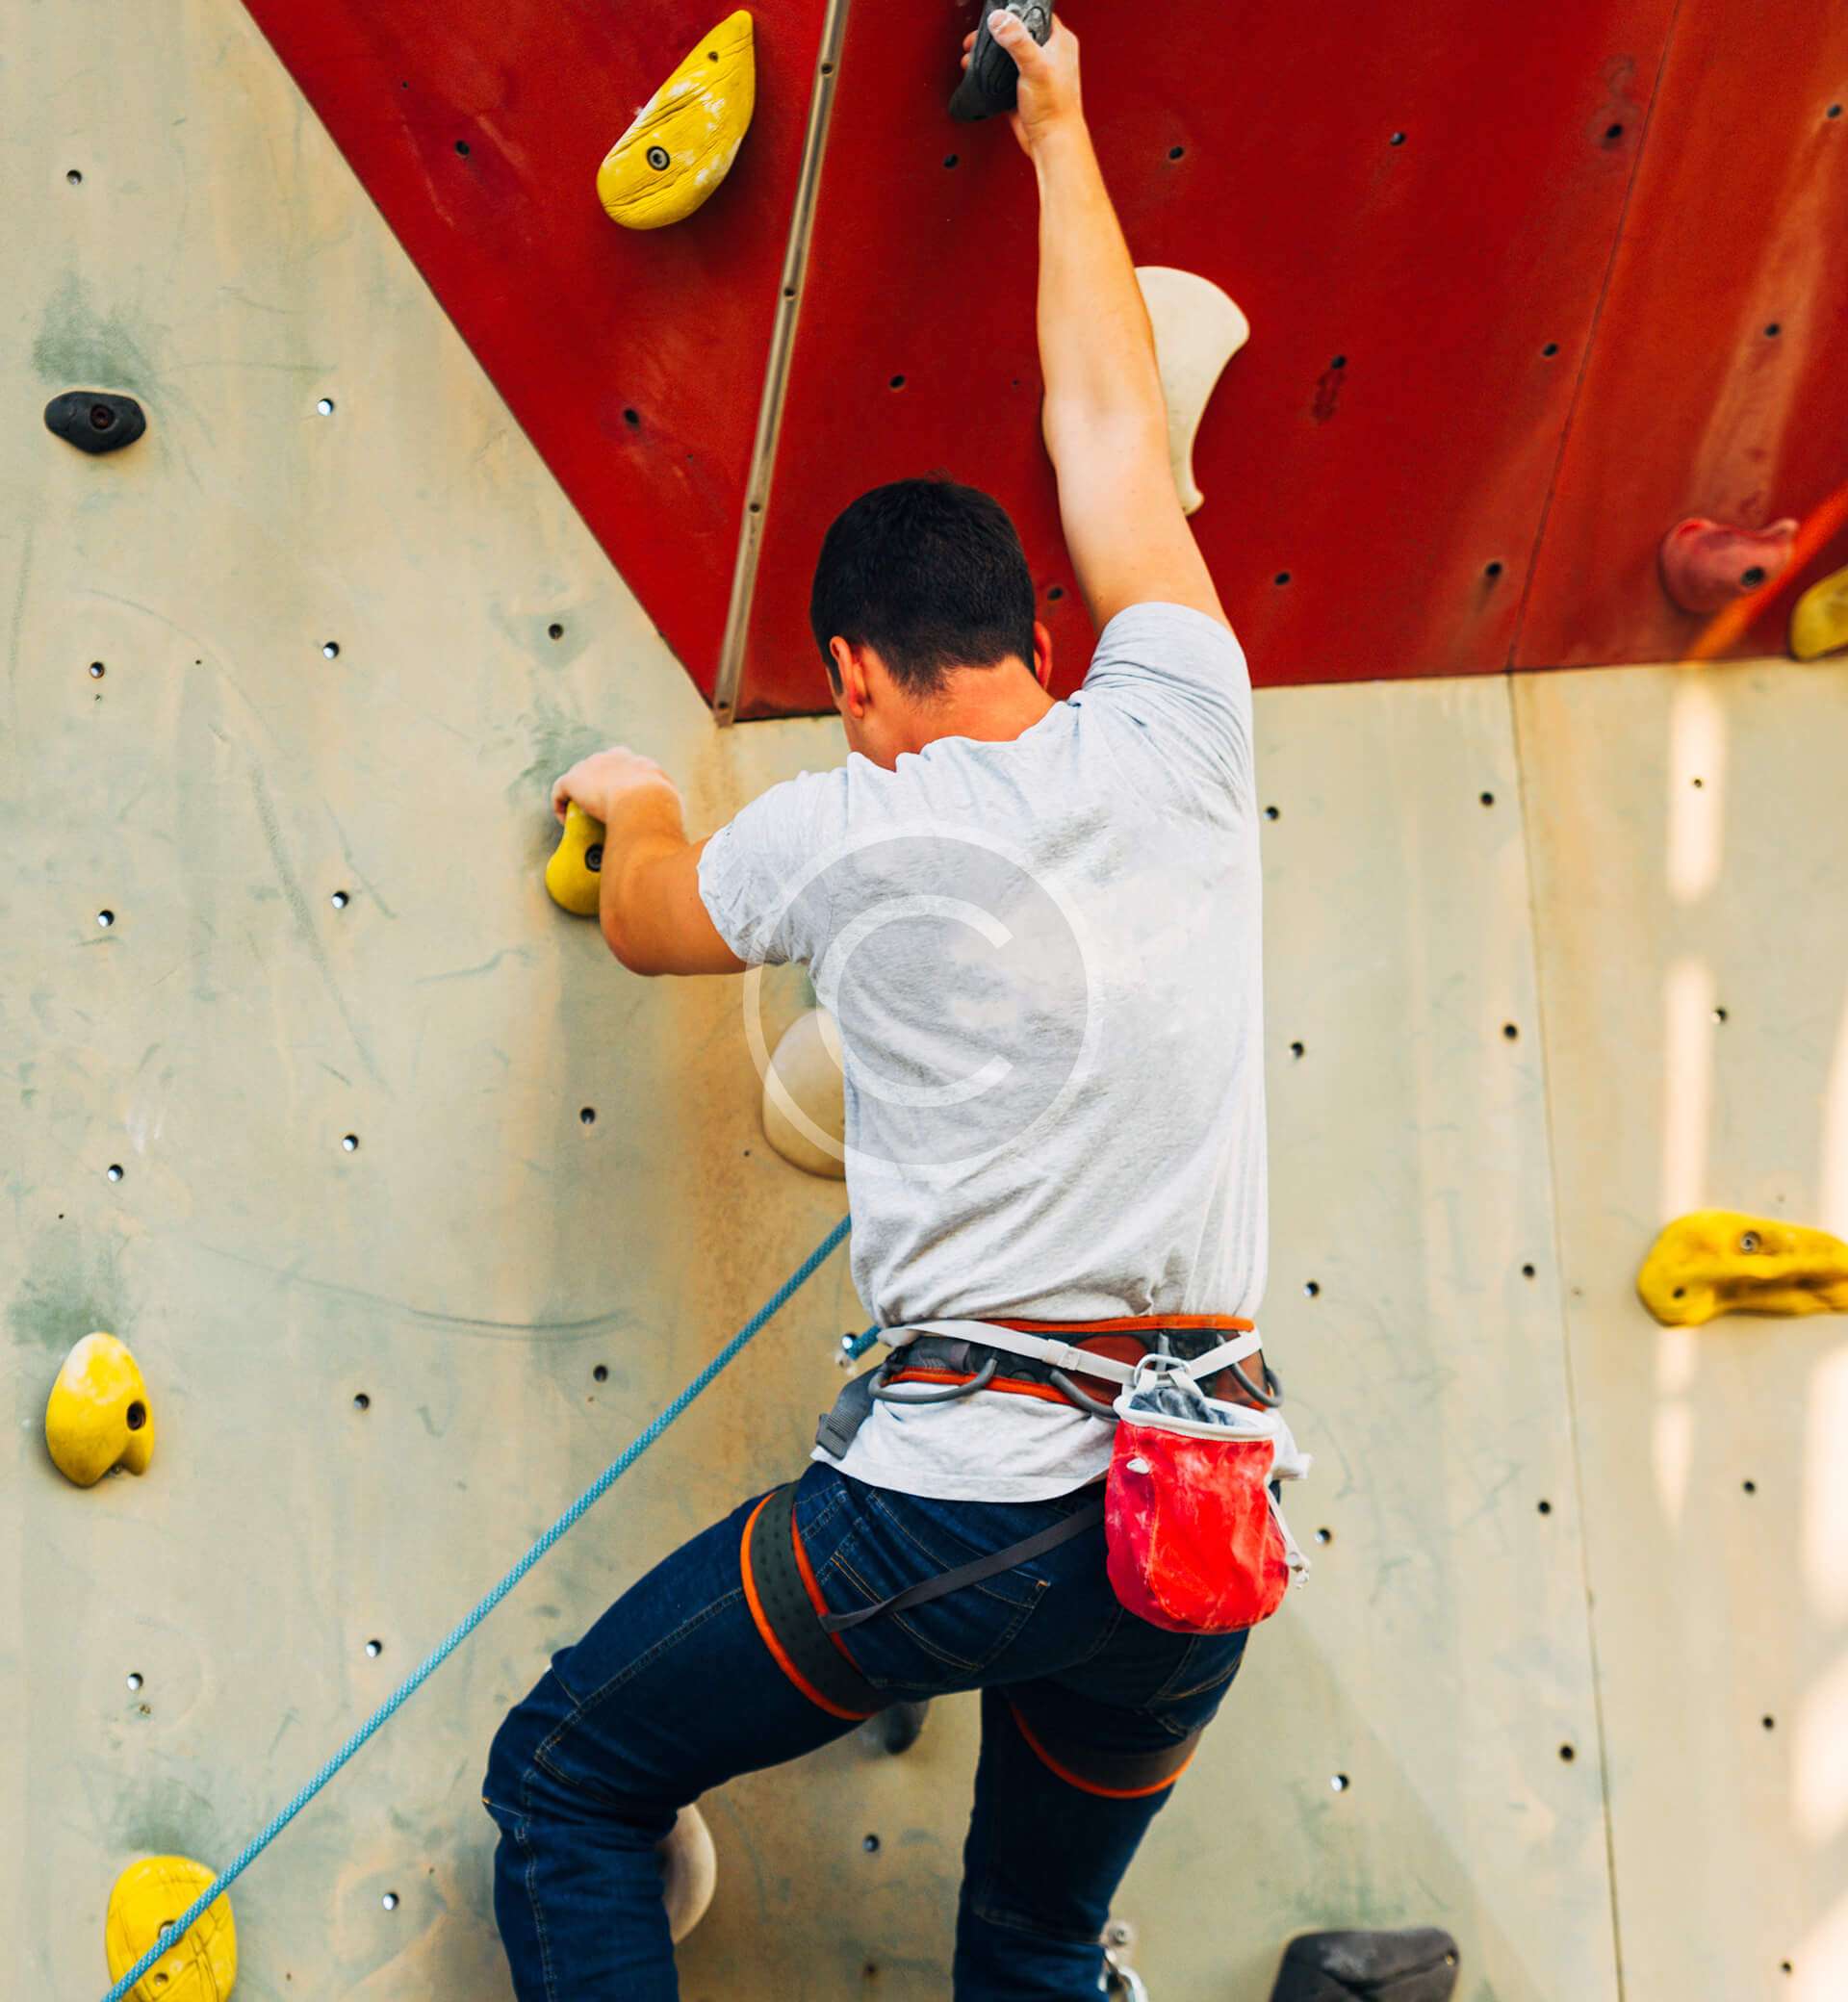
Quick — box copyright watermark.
[742,821,1101,1177]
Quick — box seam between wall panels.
[711,0,855,725]
[1505,0,1688,676]
[1506,671,1629,2001]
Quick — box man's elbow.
[600,902,667,976]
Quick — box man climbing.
[486,14,1274,1997]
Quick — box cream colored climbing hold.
[105,1856,236,2002]
[597,11,756,230]
[546,801,605,917]
[1790,560,1848,661]
[660,1804,718,1943]
[1636,1210,1848,1327]
[46,1332,155,1487]
[762,1007,846,1178]
[1135,267,1249,517]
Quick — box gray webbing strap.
[818,1497,1105,1634]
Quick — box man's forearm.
[1031,122,1165,436]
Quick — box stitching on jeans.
[826,1548,1044,1675]
[1069,1598,1125,1668]
[1153,1636,1245,1705]
[532,1588,743,1788]
[862,1487,1042,1600]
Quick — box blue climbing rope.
[98,1214,852,2002]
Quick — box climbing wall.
[6,3,1847,2001]
[234,0,1848,715]
[1517,664,1848,2001]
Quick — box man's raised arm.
[984,12,1228,634]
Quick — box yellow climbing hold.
[546,801,605,917]
[761,1007,847,1179]
[1789,560,1848,661]
[597,11,756,231]
[46,1332,155,1487]
[1637,1210,1848,1326]
[105,1856,236,2002]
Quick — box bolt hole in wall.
[888,374,906,390]
[1537,1499,1553,1514]
[1502,1022,1521,1040]
[126,1672,143,1692]
[89,659,104,679]
[382,1891,399,1911]
[454,140,470,156]
[1303,1280,1320,1297]
[66,167,83,184]
[579,1106,597,1124]
[1273,570,1292,586]
[1331,1772,1351,1791]
[1559,1743,1577,1761]
[623,407,641,427]
[1264,805,1280,821]
[1542,341,1560,358]
[352,1393,371,1411]
[316,397,335,416]
[365,1639,383,1658]
[341,1134,360,1152]
[861,1834,880,1853]
[330,889,350,909]
[593,1365,609,1383]
[548,622,565,640]
[97,909,115,928]
[1480,790,1496,807]
[321,641,340,659]
[1289,1040,1305,1060]
[106,1164,124,1183]
[943,153,959,168]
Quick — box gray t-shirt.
[698,602,1268,1500]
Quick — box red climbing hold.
[1657,516,1797,615]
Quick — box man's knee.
[482,1667,572,1817]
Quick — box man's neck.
[903,666,1057,755]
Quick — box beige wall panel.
[7,5,1617,1999]
[1516,663,1848,2002]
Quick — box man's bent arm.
[552,747,746,977]
[991,13,1227,634]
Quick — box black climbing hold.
[1270,1927,1460,2002]
[949,1,1054,123]
[45,391,146,455]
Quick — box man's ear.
[1031,621,1054,691]
[829,635,871,716]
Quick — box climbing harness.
[95,1216,852,2002]
[808,1315,1311,1651]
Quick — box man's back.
[700,601,1267,1500]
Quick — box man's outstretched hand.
[963,12,1084,156]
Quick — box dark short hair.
[808,476,1037,696]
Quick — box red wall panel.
[241,0,1848,716]
[240,0,831,698]
[742,0,1679,713]
[1515,0,1848,669]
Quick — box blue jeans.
[483,1462,1248,2000]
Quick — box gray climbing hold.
[1269,1927,1460,2001]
